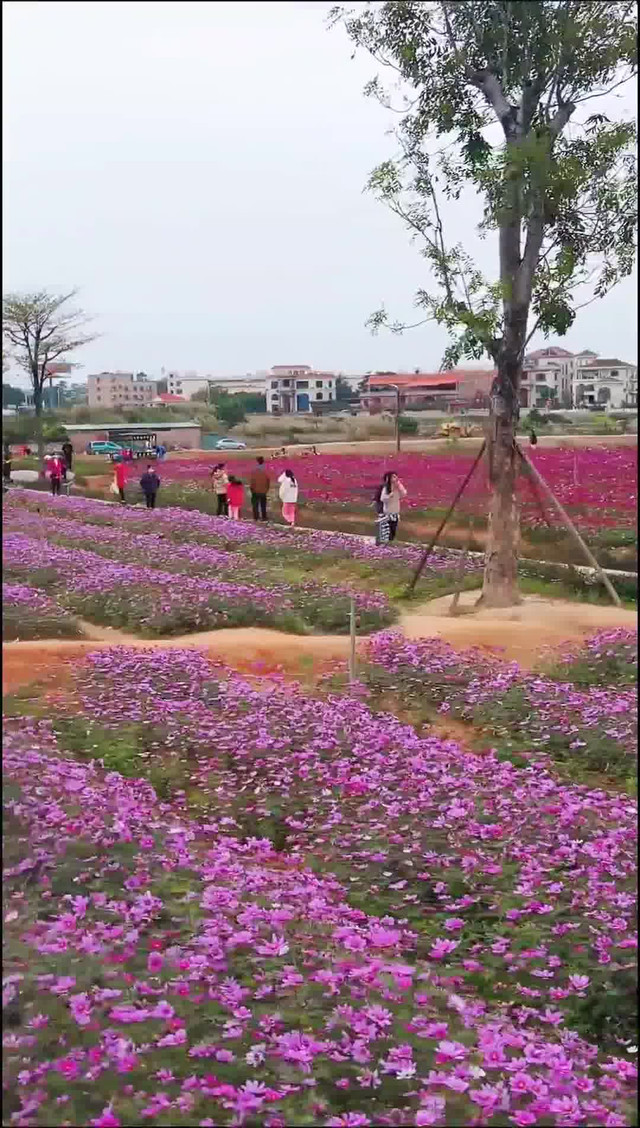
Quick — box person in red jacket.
[49,454,64,496]
[114,458,128,503]
[226,476,244,520]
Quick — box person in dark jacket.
[249,456,270,521]
[140,465,160,509]
[61,440,74,473]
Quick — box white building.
[166,372,265,400]
[521,347,637,409]
[265,365,336,414]
[521,347,573,408]
[571,355,636,409]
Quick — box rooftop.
[61,421,201,432]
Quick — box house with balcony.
[265,365,336,414]
[572,356,636,409]
[520,347,573,408]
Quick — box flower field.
[3,632,637,1128]
[153,447,637,534]
[2,493,481,639]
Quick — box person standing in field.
[49,453,64,496]
[226,475,244,521]
[61,439,74,475]
[114,457,128,504]
[278,468,299,527]
[377,470,407,543]
[249,456,270,521]
[140,464,160,509]
[210,463,229,517]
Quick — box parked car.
[86,441,123,456]
[214,438,247,450]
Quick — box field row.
[141,447,637,532]
[3,629,637,1128]
[3,493,481,639]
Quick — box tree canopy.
[333,0,637,607]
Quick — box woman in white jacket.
[278,469,299,527]
[377,471,407,543]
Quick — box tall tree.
[2,289,97,468]
[333,1,637,606]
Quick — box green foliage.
[398,414,419,434]
[334,1,637,369]
[2,382,25,408]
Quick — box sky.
[3,0,637,385]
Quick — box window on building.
[296,380,309,388]
[315,380,323,388]
[282,379,291,387]
[536,374,546,382]
[316,392,323,400]
[610,370,619,378]
[327,380,333,387]
[271,381,278,389]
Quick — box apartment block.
[87,372,156,409]
[265,365,335,413]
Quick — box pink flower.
[147,952,163,974]
[435,1040,467,1062]
[568,973,590,991]
[443,918,465,932]
[90,1110,121,1128]
[509,1113,537,1127]
[429,939,458,959]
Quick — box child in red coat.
[226,476,244,520]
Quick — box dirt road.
[3,595,636,695]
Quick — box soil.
[3,594,636,695]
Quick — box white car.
[215,438,247,450]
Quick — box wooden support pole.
[515,442,622,608]
[348,598,357,682]
[406,440,486,596]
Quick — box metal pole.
[406,439,487,596]
[515,442,622,607]
[396,386,401,453]
[348,598,357,682]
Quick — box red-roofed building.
[152,392,186,405]
[362,369,495,413]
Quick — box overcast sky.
[3,0,637,383]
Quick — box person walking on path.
[278,468,299,527]
[377,470,407,543]
[49,453,64,497]
[140,464,160,509]
[114,458,128,504]
[210,463,229,517]
[249,456,270,521]
[227,475,244,521]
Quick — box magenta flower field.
[2,482,638,1126]
[3,638,637,1128]
[156,447,637,531]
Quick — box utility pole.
[386,383,401,453]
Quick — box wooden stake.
[406,440,486,596]
[348,598,357,682]
[515,442,622,607]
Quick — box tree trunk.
[34,388,46,478]
[478,317,526,609]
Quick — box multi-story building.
[362,369,495,412]
[87,372,156,409]
[520,347,573,408]
[571,355,636,409]
[521,347,637,409]
[166,372,266,400]
[265,365,336,413]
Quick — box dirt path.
[3,595,636,695]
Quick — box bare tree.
[2,289,97,468]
